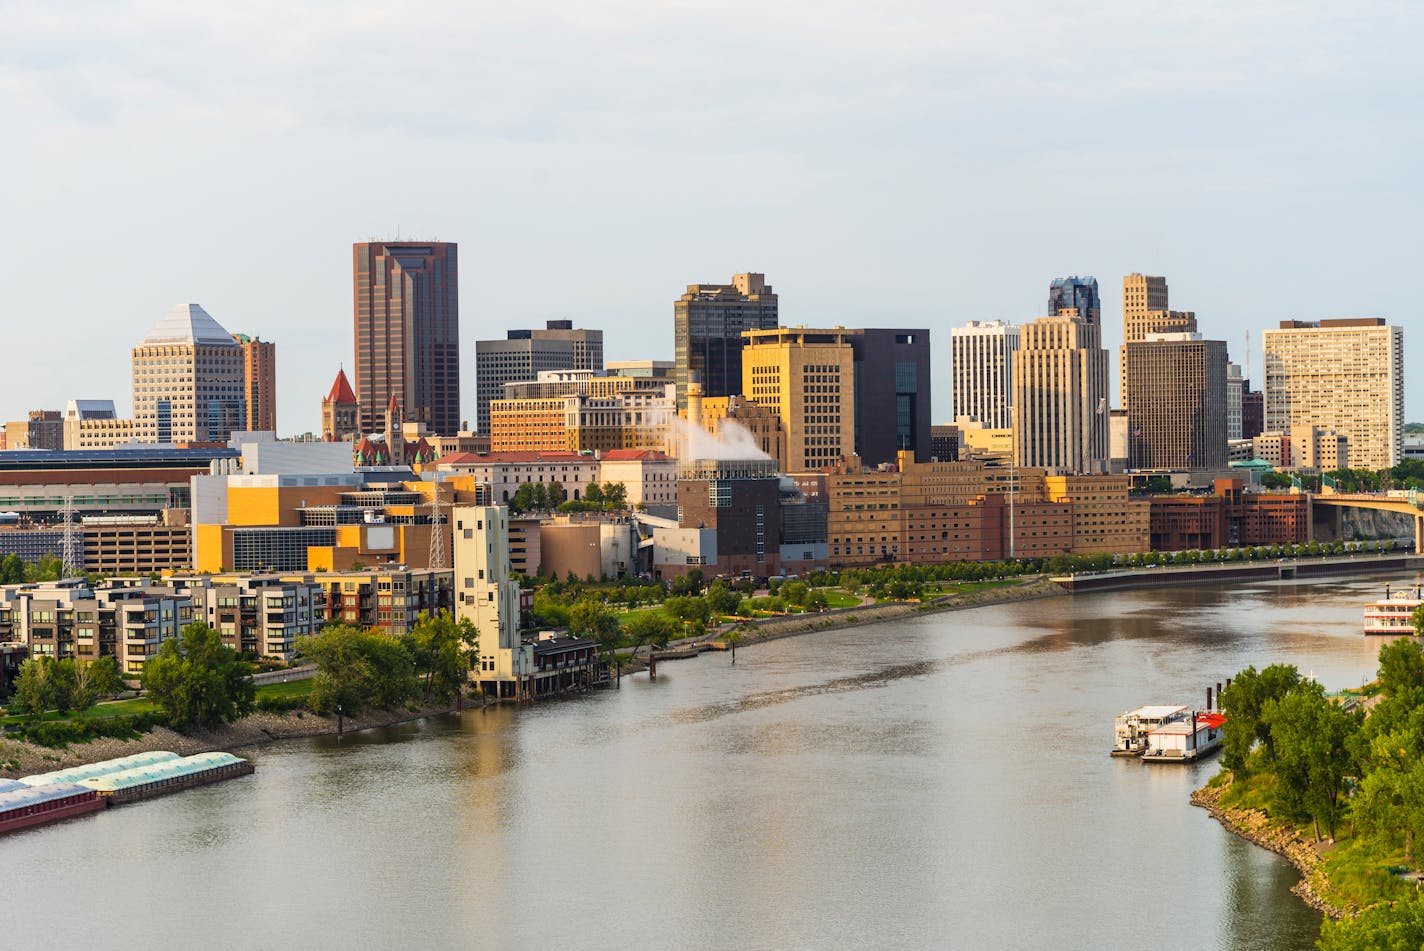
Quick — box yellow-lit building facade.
[741,327,856,472]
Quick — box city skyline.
[3,3,1418,435]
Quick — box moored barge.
[78,752,254,805]
[0,782,106,836]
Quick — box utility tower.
[59,495,82,577]
[427,481,446,571]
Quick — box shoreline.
[1191,778,1345,920]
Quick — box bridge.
[1312,491,1424,554]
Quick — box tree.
[1379,637,1424,697]
[0,553,23,584]
[1260,472,1291,490]
[406,611,477,703]
[1262,682,1360,840]
[569,599,620,642]
[1414,603,1424,639]
[67,656,125,713]
[1318,894,1424,950]
[143,622,256,730]
[602,481,628,511]
[704,582,742,618]
[8,656,56,717]
[1218,664,1302,772]
[299,624,419,716]
[1352,725,1424,862]
[583,482,605,506]
[665,595,712,633]
[622,612,677,659]
[781,581,810,607]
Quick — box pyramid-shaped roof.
[325,369,358,405]
[141,303,237,346]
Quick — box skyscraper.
[1048,276,1101,324]
[131,303,246,444]
[352,241,460,436]
[847,328,932,467]
[1125,333,1228,470]
[233,333,276,433]
[1226,362,1244,441]
[951,320,1019,429]
[673,273,779,409]
[741,327,857,471]
[1120,273,1196,410]
[1262,318,1404,469]
[474,320,604,434]
[1012,316,1109,473]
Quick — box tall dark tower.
[352,241,460,435]
[1047,275,1101,324]
[673,272,778,410]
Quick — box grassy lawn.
[921,579,1021,597]
[821,590,862,609]
[254,679,315,701]
[614,606,669,624]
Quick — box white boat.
[1112,705,1189,757]
[1364,583,1423,636]
[1141,712,1225,763]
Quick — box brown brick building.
[1148,479,1309,551]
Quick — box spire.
[325,369,358,406]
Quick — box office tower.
[1012,316,1109,473]
[1120,273,1196,411]
[321,369,360,442]
[930,425,959,463]
[131,303,246,444]
[1226,362,1244,441]
[741,328,857,471]
[3,410,63,451]
[352,241,460,436]
[951,320,1019,430]
[1241,385,1265,440]
[848,328,932,467]
[474,320,604,434]
[1262,318,1404,469]
[1048,276,1101,324]
[233,333,276,433]
[1125,333,1227,470]
[673,273,779,409]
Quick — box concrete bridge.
[1312,492,1424,554]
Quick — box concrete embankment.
[1191,779,1345,919]
[1054,554,1423,594]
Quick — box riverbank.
[0,700,463,779]
[1192,777,1345,919]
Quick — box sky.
[2,0,1419,436]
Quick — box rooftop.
[139,303,237,347]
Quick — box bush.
[255,694,307,714]
[19,712,166,748]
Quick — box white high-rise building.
[1226,362,1244,441]
[453,505,527,696]
[1262,319,1404,469]
[951,320,1019,430]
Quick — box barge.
[78,752,254,805]
[0,782,106,836]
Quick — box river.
[7,573,1412,950]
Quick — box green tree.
[1218,664,1303,772]
[510,483,538,513]
[704,582,742,618]
[67,656,126,712]
[1262,683,1360,840]
[1413,603,1424,639]
[299,624,418,716]
[1352,724,1424,862]
[569,598,620,642]
[1260,472,1291,490]
[1379,638,1424,697]
[665,595,713,633]
[622,611,677,659]
[781,581,810,607]
[804,590,829,611]
[583,482,605,507]
[0,553,23,584]
[143,622,256,730]
[601,481,628,511]
[8,656,56,717]
[406,611,477,702]
[1318,894,1424,949]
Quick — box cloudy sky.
[2,0,1418,435]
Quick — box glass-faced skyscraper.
[1047,276,1101,324]
[674,273,778,410]
[352,241,460,435]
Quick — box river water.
[7,573,1413,950]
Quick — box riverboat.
[1141,712,1225,763]
[1111,705,1189,757]
[1364,583,1423,635]
[0,782,106,836]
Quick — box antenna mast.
[427,479,446,571]
[60,495,82,577]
